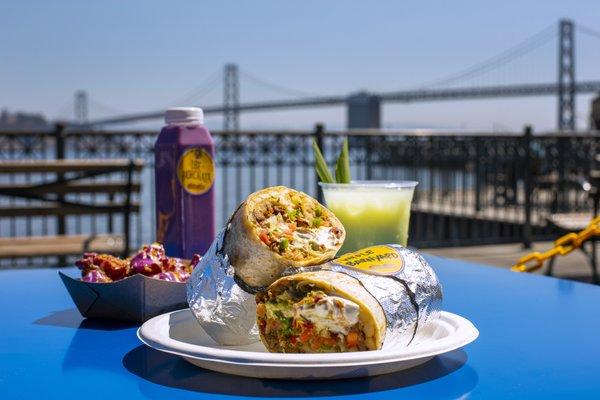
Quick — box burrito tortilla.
[256,270,386,352]
[224,186,345,290]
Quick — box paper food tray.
[59,272,188,323]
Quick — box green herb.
[287,209,299,222]
[314,206,323,217]
[312,139,335,183]
[279,238,289,252]
[273,310,293,336]
[312,217,323,228]
[335,138,351,184]
[281,317,293,337]
[312,138,351,184]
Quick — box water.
[0,136,475,255]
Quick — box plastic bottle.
[154,107,215,258]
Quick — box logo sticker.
[177,148,215,195]
[334,245,404,275]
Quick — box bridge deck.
[84,81,600,126]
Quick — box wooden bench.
[544,169,600,283]
[0,159,143,261]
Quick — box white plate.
[137,309,478,380]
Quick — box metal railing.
[1,124,599,266]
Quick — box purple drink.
[155,107,215,258]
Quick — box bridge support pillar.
[346,92,381,129]
[223,63,240,131]
[557,19,576,131]
[74,90,88,124]
[590,95,600,130]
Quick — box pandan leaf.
[335,138,351,184]
[312,139,335,183]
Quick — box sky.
[2,1,600,132]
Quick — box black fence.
[1,124,599,266]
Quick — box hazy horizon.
[3,1,600,132]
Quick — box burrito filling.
[257,283,368,352]
[250,192,343,260]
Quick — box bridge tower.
[346,92,381,129]
[74,90,88,124]
[557,19,576,131]
[223,63,240,131]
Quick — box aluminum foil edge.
[301,244,443,349]
[186,228,259,345]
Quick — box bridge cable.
[88,98,128,116]
[239,68,322,98]
[165,69,223,107]
[51,97,74,120]
[414,23,557,89]
[577,24,600,41]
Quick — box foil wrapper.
[188,235,442,349]
[301,244,443,349]
[187,227,259,345]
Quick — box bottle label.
[177,147,215,195]
[333,245,404,275]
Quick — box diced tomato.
[256,303,266,318]
[299,330,312,343]
[266,319,280,333]
[310,337,322,351]
[322,337,337,347]
[346,331,359,348]
[259,231,271,245]
[290,336,298,345]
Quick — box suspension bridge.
[68,19,600,131]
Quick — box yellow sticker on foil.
[177,148,215,195]
[335,245,404,275]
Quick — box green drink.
[319,181,417,254]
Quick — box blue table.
[1,256,599,399]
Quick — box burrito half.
[256,270,385,352]
[224,186,345,289]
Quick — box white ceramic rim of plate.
[137,309,478,367]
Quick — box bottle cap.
[165,107,204,124]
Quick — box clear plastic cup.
[319,181,418,254]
